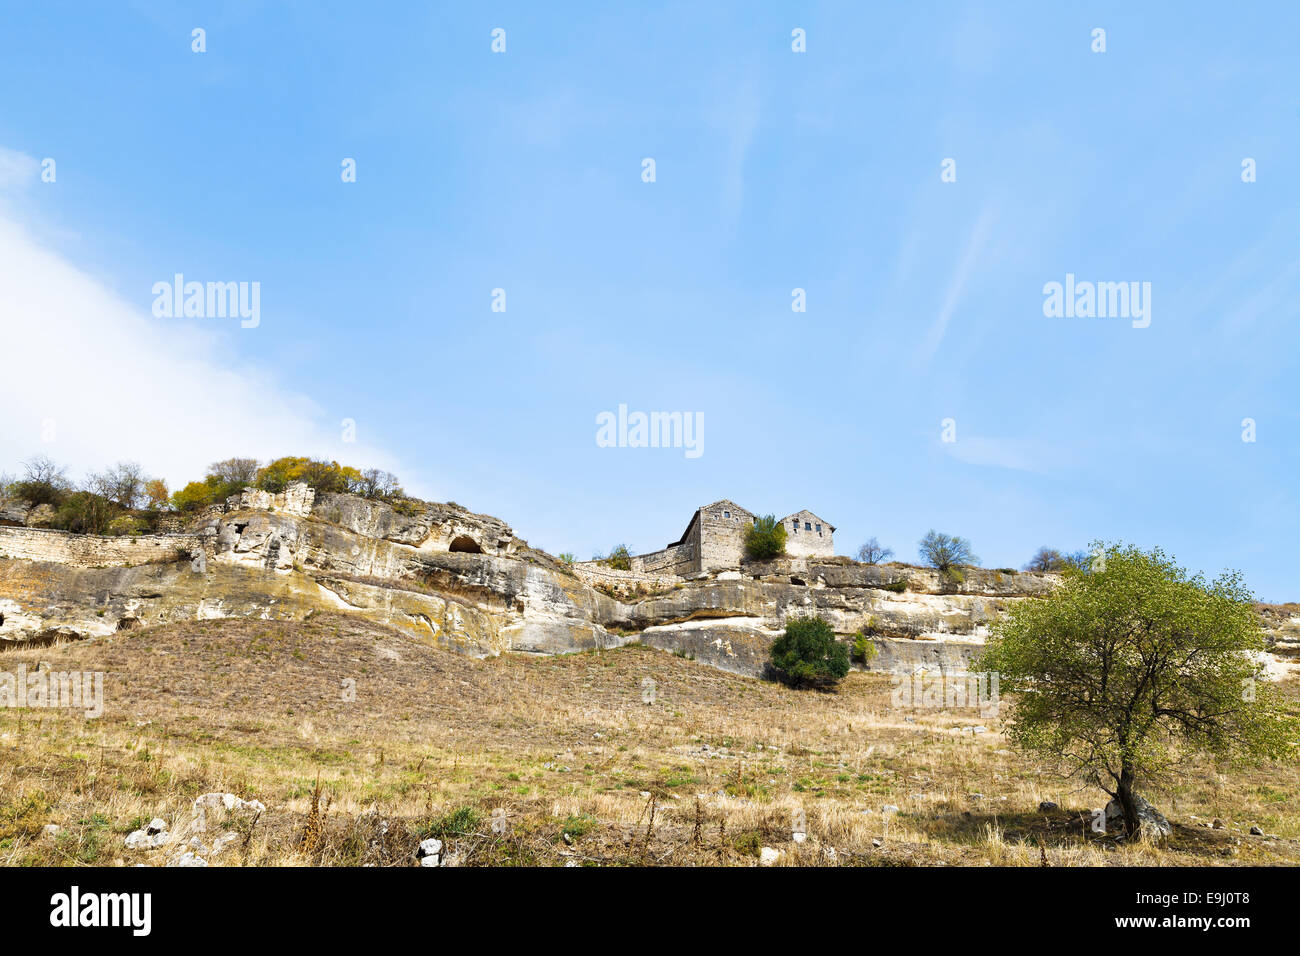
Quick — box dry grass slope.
[1,614,1297,867]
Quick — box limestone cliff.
[1,485,1291,680]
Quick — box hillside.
[2,614,1297,867]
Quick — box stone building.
[623,499,835,575]
[780,509,836,559]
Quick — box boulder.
[417,837,443,867]
[1104,794,1172,840]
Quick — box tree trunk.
[1116,765,1139,838]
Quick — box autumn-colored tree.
[144,478,170,511]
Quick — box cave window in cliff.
[449,535,484,554]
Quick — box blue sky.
[0,2,1297,600]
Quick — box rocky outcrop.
[0,487,1066,675]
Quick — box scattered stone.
[192,793,265,832]
[1038,801,1058,812]
[1212,818,1225,829]
[42,824,62,839]
[417,837,442,867]
[1249,825,1264,836]
[168,852,207,867]
[871,839,883,848]
[792,831,807,844]
[125,822,170,850]
[759,847,781,866]
[211,832,241,856]
[882,805,900,814]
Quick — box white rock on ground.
[1104,794,1172,840]
[124,829,170,850]
[191,793,266,832]
[417,837,442,867]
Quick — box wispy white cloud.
[941,434,1062,475]
[0,159,404,490]
[915,203,996,364]
[707,69,761,230]
[0,147,39,190]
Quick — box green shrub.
[50,491,116,535]
[601,544,632,571]
[769,616,850,688]
[416,806,483,840]
[744,515,788,560]
[107,514,149,536]
[851,632,878,665]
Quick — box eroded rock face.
[0,490,1065,673]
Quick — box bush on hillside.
[768,616,850,688]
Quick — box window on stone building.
[816,524,821,533]
[805,522,812,531]
[791,521,798,532]
[723,511,730,518]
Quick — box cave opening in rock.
[449,535,484,554]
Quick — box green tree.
[769,616,850,688]
[745,515,788,560]
[980,542,1299,838]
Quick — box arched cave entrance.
[449,535,484,554]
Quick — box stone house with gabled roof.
[780,509,836,559]
[622,499,834,575]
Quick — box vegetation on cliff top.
[0,454,405,534]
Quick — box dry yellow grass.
[1,613,1297,867]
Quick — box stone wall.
[0,526,203,568]
[571,562,680,595]
[630,542,695,576]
